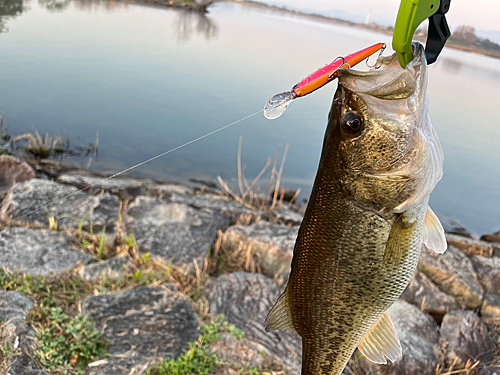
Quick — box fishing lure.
[264,42,386,120]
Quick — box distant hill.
[236,0,500,60]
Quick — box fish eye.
[341,111,364,135]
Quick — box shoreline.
[229,0,500,60]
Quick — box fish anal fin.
[384,213,416,266]
[423,207,447,254]
[358,311,402,364]
[265,291,295,332]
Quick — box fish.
[265,42,447,375]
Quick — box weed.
[11,129,98,160]
[34,307,109,374]
[145,315,243,375]
[217,137,298,212]
[97,226,106,260]
[0,344,12,357]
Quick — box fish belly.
[288,194,425,374]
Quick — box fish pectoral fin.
[423,207,447,254]
[357,311,402,364]
[265,291,295,332]
[384,212,416,266]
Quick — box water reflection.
[39,0,71,11]
[0,0,24,32]
[173,9,218,42]
[436,56,500,81]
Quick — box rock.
[0,291,47,374]
[446,234,494,257]
[440,310,494,366]
[480,234,500,244]
[0,155,36,192]
[223,221,298,282]
[205,272,301,373]
[77,256,135,281]
[400,269,458,318]
[481,294,500,322]
[188,178,217,189]
[31,158,79,175]
[418,245,484,309]
[356,299,440,375]
[269,206,303,226]
[470,255,500,295]
[208,333,285,375]
[6,179,120,233]
[271,188,299,203]
[58,171,193,199]
[124,196,230,266]
[82,285,200,375]
[0,227,91,275]
[438,214,472,238]
[169,192,263,224]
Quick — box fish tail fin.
[265,290,295,332]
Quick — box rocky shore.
[1,154,500,375]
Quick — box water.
[0,0,499,235]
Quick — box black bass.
[265,43,447,374]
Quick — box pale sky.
[264,0,500,32]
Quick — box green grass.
[145,315,244,375]
[34,307,109,375]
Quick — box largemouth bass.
[265,43,447,375]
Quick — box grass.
[0,266,168,374]
[34,307,109,375]
[145,315,245,375]
[217,137,300,212]
[11,129,98,160]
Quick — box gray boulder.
[6,179,120,232]
[440,310,494,367]
[222,221,298,283]
[205,272,301,373]
[57,171,192,199]
[446,234,494,257]
[355,299,440,375]
[400,269,458,317]
[169,191,263,224]
[0,227,91,275]
[269,206,303,226]
[418,245,484,309]
[124,196,230,266]
[0,155,35,192]
[0,291,47,375]
[439,214,472,238]
[82,285,200,375]
[470,255,500,295]
[78,256,135,281]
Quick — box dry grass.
[11,129,98,159]
[218,136,298,212]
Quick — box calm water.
[1,0,499,234]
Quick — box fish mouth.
[336,43,444,213]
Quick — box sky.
[263,0,500,41]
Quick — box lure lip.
[293,42,386,98]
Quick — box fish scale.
[265,43,446,375]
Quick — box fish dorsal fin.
[265,291,295,332]
[423,207,447,254]
[358,311,402,364]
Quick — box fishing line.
[14,109,263,222]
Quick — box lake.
[1,0,499,235]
